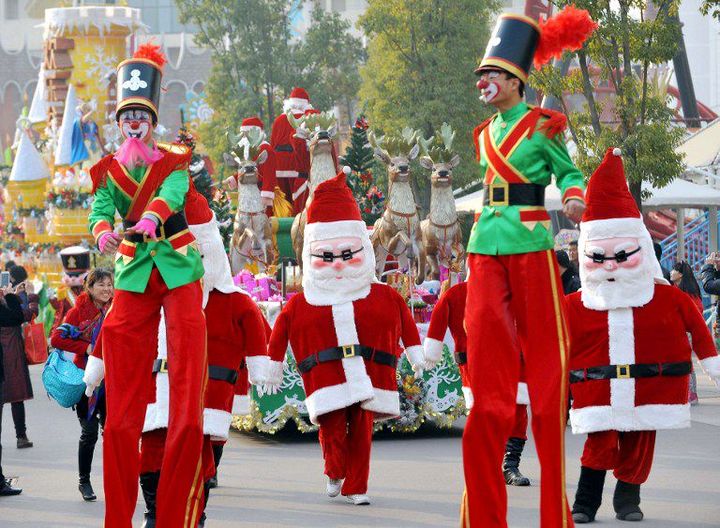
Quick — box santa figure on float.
[566,148,720,524]
[265,168,425,505]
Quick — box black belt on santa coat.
[123,212,188,243]
[296,345,398,375]
[454,351,467,365]
[152,359,239,385]
[569,361,692,384]
[274,144,294,153]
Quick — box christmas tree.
[175,125,234,250]
[340,116,385,225]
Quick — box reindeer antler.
[229,126,266,162]
[424,123,457,163]
[416,132,435,156]
[301,111,337,134]
[438,122,456,152]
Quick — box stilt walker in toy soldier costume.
[139,213,269,528]
[270,87,313,213]
[266,169,425,505]
[566,148,720,524]
[83,43,208,528]
[463,7,596,528]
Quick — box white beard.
[581,260,656,310]
[303,259,376,306]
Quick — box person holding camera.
[0,265,37,450]
[701,252,720,345]
[0,284,27,495]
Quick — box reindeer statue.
[418,123,465,280]
[223,128,277,274]
[287,110,339,269]
[370,127,426,284]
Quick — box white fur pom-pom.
[342,165,351,175]
[612,147,622,157]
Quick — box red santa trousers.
[581,430,656,485]
[510,404,529,440]
[317,403,374,496]
[140,429,217,481]
[461,251,573,528]
[101,268,207,528]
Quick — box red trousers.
[141,429,217,482]
[317,403,374,495]
[461,252,573,528]
[510,404,529,440]
[101,269,207,528]
[581,430,656,485]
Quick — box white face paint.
[118,109,153,141]
[478,71,501,103]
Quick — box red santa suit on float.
[139,213,269,528]
[566,148,720,524]
[270,87,313,213]
[424,281,532,486]
[266,170,424,504]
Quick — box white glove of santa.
[404,345,426,380]
[232,394,251,415]
[83,356,105,397]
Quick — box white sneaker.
[346,494,370,505]
[326,478,342,497]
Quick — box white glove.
[232,394,250,415]
[83,356,105,397]
[413,364,425,380]
[257,383,280,397]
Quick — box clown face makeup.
[118,108,153,142]
[476,70,502,103]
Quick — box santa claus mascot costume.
[138,213,269,528]
[266,169,424,505]
[83,43,208,528]
[566,148,720,523]
[424,280,532,487]
[270,87,313,213]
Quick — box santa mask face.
[305,236,376,303]
[118,109,153,142]
[581,236,656,309]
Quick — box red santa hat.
[284,87,312,114]
[578,147,666,280]
[289,87,310,101]
[240,116,264,131]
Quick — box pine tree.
[210,189,234,252]
[341,116,374,175]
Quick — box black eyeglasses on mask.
[585,247,641,264]
[311,247,363,263]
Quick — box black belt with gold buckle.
[297,345,397,375]
[123,212,188,243]
[569,361,692,383]
[483,182,545,207]
[152,359,238,385]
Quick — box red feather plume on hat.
[133,42,167,70]
[534,5,597,68]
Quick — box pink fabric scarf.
[114,138,163,170]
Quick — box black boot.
[572,466,607,523]
[502,437,530,486]
[140,471,160,528]
[614,480,643,522]
[0,477,22,496]
[78,475,97,501]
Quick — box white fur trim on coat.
[292,181,309,201]
[203,407,233,440]
[143,372,169,433]
[276,170,298,178]
[266,360,284,386]
[608,308,636,414]
[404,345,424,370]
[232,394,251,416]
[261,190,275,199]
[305,373,375,425]
[462,386,474,409]
[82,355,105,390]
[332,302,359,346]
[570,403,691,434]
[700,355,720,380]
[423,337,444,365]
[245,355,268,385]
[360,387,400,420]
[516,382,530,405]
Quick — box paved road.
[2,365,719,527]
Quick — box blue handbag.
[42,348,86,408]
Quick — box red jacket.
[267,283,422,424]
[50,292,107,369]
[566,284,720,434]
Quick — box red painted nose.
[476,79,489,90]
[130,121,140,130]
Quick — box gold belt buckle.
[143,223,165,243]
[489,181,509,207]
[342,345,356,358]
[159,359,169,374]
[616,364,630,379]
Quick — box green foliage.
[341,117,385,225]
[700,1,720,20]
[529,0,686,205]
[358,0,499,206]
[211,189,234,252]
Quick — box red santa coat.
[258,141,278,201]
[267,283,423,425]
[566,284,720,434]
[270,112,309,191]
[424,282,529,408]
[143,290,268,440]
[232,315,272,416]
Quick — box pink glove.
[128,216,159,240]
[98,232,122,254]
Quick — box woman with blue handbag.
[50,268,113,502]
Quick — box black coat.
[0,294,25,384]
[561,268,581,295]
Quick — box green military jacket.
[88,145,203,293]
[468,102,585,255]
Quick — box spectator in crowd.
[50,268,113,502]
[0,284,26,495]
[654,242,672,283]
[0,266,37,449]
[556,250,581,294]
[701,252,720,342]
[567,240,579,272]
[671,261,704,405]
